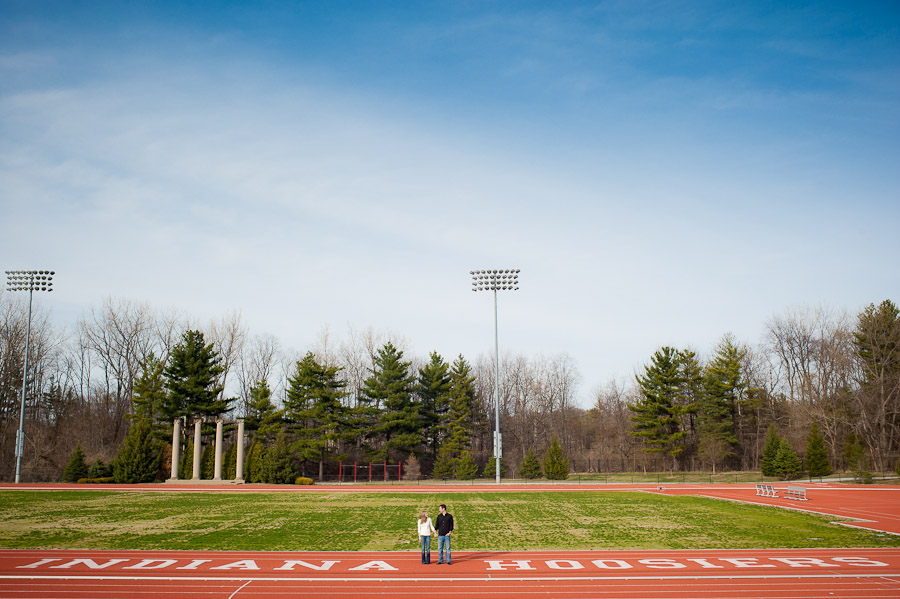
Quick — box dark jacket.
[435,513,454,536]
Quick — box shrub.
[76,477,115,484]
[295,476,314,485]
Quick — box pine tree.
[417,352,452,461]
[761,425,780,477]
[432,447,456,479]
[200,443,215,479]
[630,347,691,466]
[62,444,89,482]
[179,440,194,479]
[245,379,282,444]
[260,430,296,484]
[774,438,801,480]
[112,418,162,484]
[445,356,477,458]
[162,330,228,422]
[543,436,569,480]
[362,342,420,461]
[844,433,872,483]
[224,442,237,480]
[88,459,112,479]
[700,336,745,468]
[244,441,265,484]
[455,450,478,480]
[805,422,831,478]
[483,456,506,478]
[132,353,168,440]
[285,352,348,480]
[519,449,542,479]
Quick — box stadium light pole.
[5,270,54,484]
[471,269,519,484]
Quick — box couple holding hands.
[417,504,453,564]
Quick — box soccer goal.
[338,461,402,482]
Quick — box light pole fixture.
[5,270,54,484]
[471,268,519,484]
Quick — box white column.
[213,419,224,481]
[192,419,202,480]
[235,419,245,483]
[169,418,181,481]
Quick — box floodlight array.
[471,269,520,292]
[5,270,55,292]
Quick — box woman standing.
[417,510,436,564]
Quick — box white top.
[417,517,435,536]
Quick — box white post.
[169,418,181,481]
[213,419,224,481]
[192,419,202,480]
[235,419,245,483]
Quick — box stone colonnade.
[167,418,245,483]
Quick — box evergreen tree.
[761,425,781,477]
[844,433,872,483]
[132,353,168,439]
[88,459,112,479]
[362,342,420,461]
[245,441,265,483]
[162,330,228,422]
[774,438,801,480]
[200,443,215,479]
[455,450,478,480]
[805,422,831,478]
[245,379,282,443]
[62,444,89,482]
[519,449,542,479]
[224,442,237,480]
[179,440,194,479]
[444,355,477,458]
[417,352,452,460]
[700,336,745,467]
[285,352,348,480]
[432,447,456,479]
[483,456,506,478]
[260,430,296,484]
[630,347,692,466]
[542,436,569,480]
[112,418,162,484]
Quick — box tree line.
[1,294,897,482]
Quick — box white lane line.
[227,579,253,598]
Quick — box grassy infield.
[1,489,899,552]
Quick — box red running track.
[2,548,900,598]
[2,482,899,598]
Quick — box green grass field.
[1,490,898,552]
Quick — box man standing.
[435,504,454,565]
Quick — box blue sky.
[1,1,898,404]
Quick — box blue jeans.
[420,535,431,563]
[437,535,451,563]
